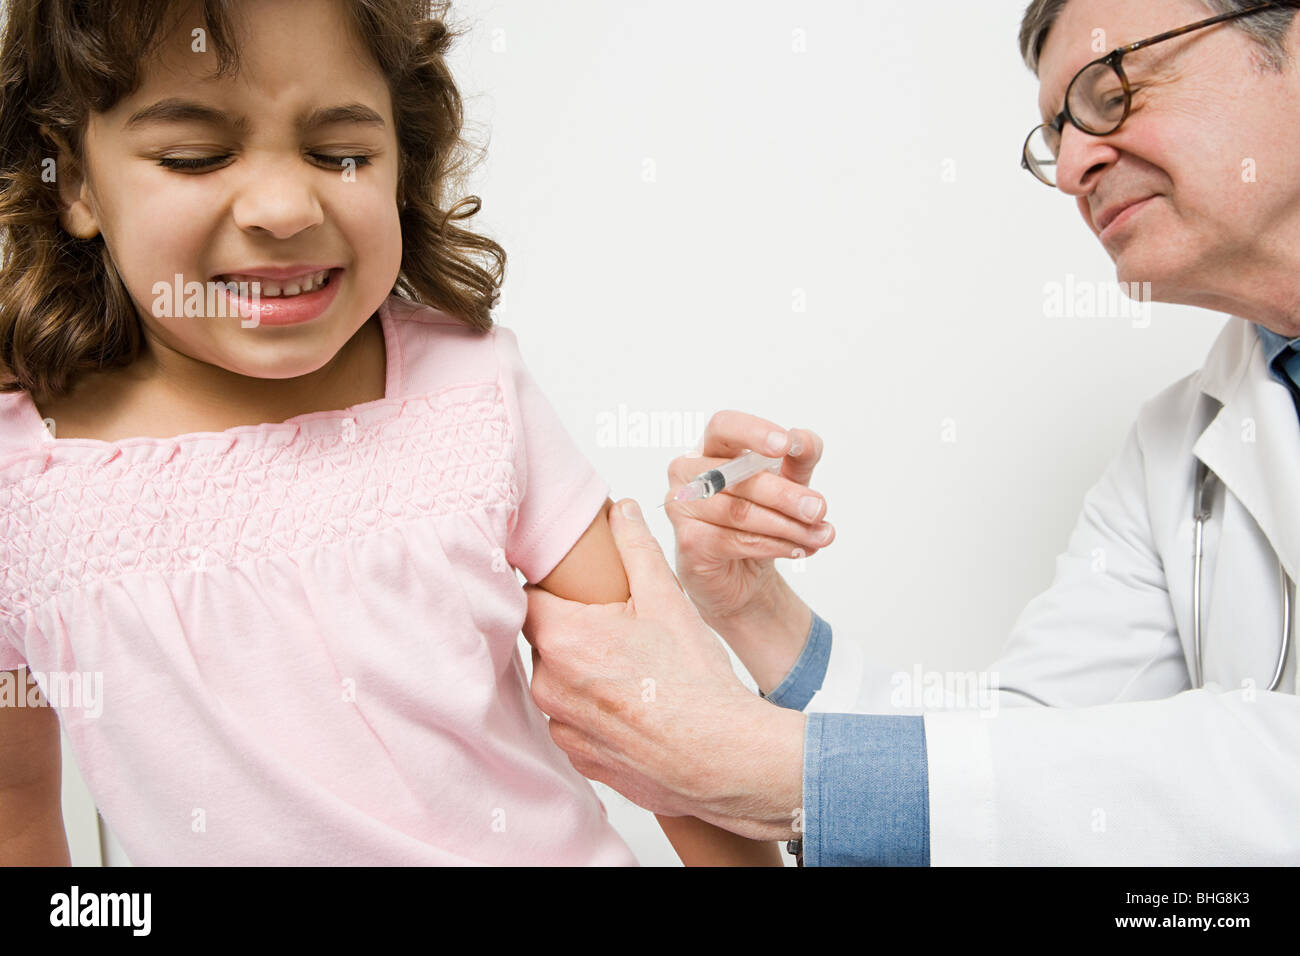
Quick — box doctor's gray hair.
[1019,0,1299,74]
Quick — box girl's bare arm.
[534,499,783,867]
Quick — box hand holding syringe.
[656,421,833,693]
[656,451,786,506]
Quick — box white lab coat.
[806,314,1300,864]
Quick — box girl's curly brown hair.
[0,0,506,403]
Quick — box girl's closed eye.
[156,152,375,171]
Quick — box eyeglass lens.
[1024,61,1127,185]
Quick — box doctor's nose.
[1053,124,1121,198]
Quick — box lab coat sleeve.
[925,685,1300,863]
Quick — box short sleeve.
[493,326,611,584]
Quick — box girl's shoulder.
[382,295,521,400]
[0,388,52,460]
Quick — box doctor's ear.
[39,124,100,241]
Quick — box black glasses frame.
[1022,0,1300,186]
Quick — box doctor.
[523,0,1300,864]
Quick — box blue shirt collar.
[1256,323,1300,388]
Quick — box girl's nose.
[229,164,325,238]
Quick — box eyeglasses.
[1022,1,1297,186]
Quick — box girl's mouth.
[211,268,345,327]
[213,268,333,298]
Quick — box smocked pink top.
[0,295,637,865]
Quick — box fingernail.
[799,496,821,521]
[621,500,642,521]
[789,433,804,456]
[766,430,787,454]
[816,523,833,543]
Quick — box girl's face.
[54,0,402,392]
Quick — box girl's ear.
[39,124,100,240]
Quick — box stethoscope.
[1193,459,1293,691]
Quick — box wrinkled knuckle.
[593,677,628,717]
[679,525,716,565]
[727,493,752,525]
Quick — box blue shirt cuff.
[801,713,930,866]
[760,610,832,711]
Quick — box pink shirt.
[0,295,638,865]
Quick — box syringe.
[658,451,784,507]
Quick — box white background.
[76,0,1228,865]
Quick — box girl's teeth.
[218,270,330,297]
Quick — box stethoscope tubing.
[1193,459,1292,692]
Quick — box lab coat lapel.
[1193,317,1300,587]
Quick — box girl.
[0,0,780,865]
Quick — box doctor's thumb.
[609,497,689,604]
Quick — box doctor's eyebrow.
[123,98,387,133]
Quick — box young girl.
[0,0,780,865]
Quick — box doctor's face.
[1036,0,1300,326]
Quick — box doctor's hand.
[665,411,831,693]
[522,498,806,842]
